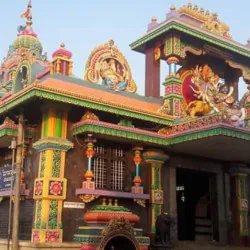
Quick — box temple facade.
[0,1,250,250]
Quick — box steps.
[173,241,249,250]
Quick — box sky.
[0,0,249,97]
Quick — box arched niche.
[13,62,31,93]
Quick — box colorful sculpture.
[181,65,241,120]
[84,40,137,93]
[100,59,127,91]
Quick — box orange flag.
[20,1,31,18]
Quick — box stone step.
[173,241,248,250]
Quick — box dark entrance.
[176,168,219,242]
[104,236,136,250]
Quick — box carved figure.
[213,83,234,109]
[228,101,246,127]
[155,213,172,247]
[100,59,127,91]
[84,40,137,93]
[186,100,210,118]
[184,65,235,118]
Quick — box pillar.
[229,164,250,245]
[145,46,160,98]
[82,134,96,190]
[143,150,169,233]
[132,147,144,194]
[163,57,183,117]
[31,103,73,243]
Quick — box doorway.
[176,168,219,242]
[104,236,137,250]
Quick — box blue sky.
[0,0,249,97]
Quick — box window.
[93,145,125,191]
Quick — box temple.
[0,1,250,250]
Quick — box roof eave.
[130,18,250,59]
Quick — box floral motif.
[49,181,63,196]
[45,231,60,242]
[35,200,42,229]
[32,231,40,242]
[35,181,43,196]
[40,151,46,178]
[49,200,58,229]
[52,151,61,178]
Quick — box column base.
[132,185,144,194]
[82,181,95,189]
[32,229,63,243]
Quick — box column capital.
[229,163,250,176]
[143,149,169,164]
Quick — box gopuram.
[0,1,250,250]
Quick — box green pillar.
[229,164,250,245]
[31,104,73,243]
[143,150,169,233]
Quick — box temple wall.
[62,139,149,241]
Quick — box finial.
[200,8,205,14]
[170,5,176,11]
[60,42,65,49]
[247,38,250,44]
[205,10,210,16]
[212,12,218,19]
[152,16,157,22]
[194,5,198,11]
[20,0,32,29]
[187,3,192,9]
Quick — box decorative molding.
[99,217,141,250]
[72,119,167,145]
[71,118,250,147]
[76,188,150,200]
[130,20,250,59]
[0,85,174,126]
[33,137,73,152]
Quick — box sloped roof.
[131,10,250,60]
[39,74,163,115]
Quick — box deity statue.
[100,59,128,91]
[227,101,246,127]
[213,83,234,109]
[184,65,235,118]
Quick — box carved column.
[82,134,96,191]
[131,147,143,194]
[164,57,183,117]
[32,103,73,243]
[229,164,250,245]
[143,150,169,233]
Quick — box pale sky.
[0,0,249,97]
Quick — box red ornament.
[35,181,43,196]
[45,232,59,242]
[49,181,63,196]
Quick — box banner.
[0,165,16,192]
